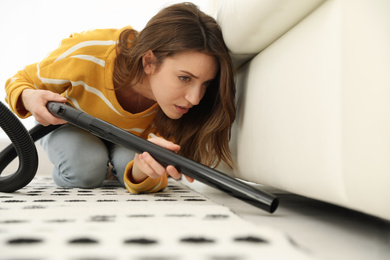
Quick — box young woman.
[4,2,236,193]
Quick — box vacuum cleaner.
[0,101,278,213]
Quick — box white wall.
[0,0,213,133]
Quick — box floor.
[1,140,389,259]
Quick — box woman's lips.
[175,105,190,114]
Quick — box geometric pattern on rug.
[0,177,314,260]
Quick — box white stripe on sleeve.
[54,40,116,62]
[71,55,106,67]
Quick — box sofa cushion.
[225,0,390,220]
[217,0,325,55]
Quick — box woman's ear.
[143,50,157,75]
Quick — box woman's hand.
[131,135,194,183]
[21,89,68,126]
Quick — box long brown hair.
[113,2,236,168]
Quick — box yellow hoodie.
[5,27,167,193]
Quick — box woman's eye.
[204,81,212,87]
[179,76,190,82]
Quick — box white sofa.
[214,0,390,221]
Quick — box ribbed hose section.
[0,102,38,192]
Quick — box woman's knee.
[42,124,110,188]
[52,158,109,188]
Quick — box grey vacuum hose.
[0,102,59,192]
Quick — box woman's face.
[146,51,218,119]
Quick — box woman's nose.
[185,85,204,106]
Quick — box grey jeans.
[40,124,136,188]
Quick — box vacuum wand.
[47,102,279,213]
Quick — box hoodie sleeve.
[123,161,168,193]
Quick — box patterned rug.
[0,177,313,260]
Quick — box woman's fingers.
[21,89,68,126]
[147,135,180,153]
[166,165,182,180]
[184,175,194,183]
[138,152,166,178]
[132,134,194,183]
[137,152,185,181]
